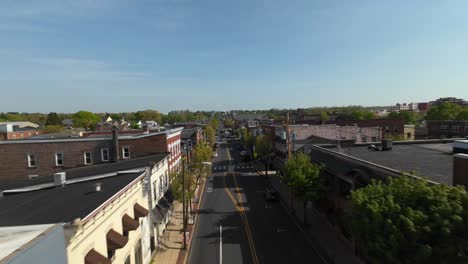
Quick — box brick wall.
[0,139,113,182]
[335,119,404,138]
[0,131,181,185]
[427,121,468,139]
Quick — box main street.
[188,138,326,264]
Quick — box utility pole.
[182,157,187,249]
[284,112,292,160]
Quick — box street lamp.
[181,156,211,250]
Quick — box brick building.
[0,122,41,141]
[427,120,468,139]
[0,127,182,186]
[335,118,404,139]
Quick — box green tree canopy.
[285,152,324,224]
[42,125,64,134]
[134,110,162,123]
[254,135,273,158]
[45,112,62,126]
[426,102,466,120]
[351,176,468,264]
[224,118,235,128]
[72,111,101,130]
[387,111,420,125]
[204,125,216,146]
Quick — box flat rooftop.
[331,143,453,184]
[0,224,55,260]
[0,172,143,226]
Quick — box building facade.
[0,127,183,186]
[427,120,468,139]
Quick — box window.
[122,147,130,159]
[452,126,460,133]
[441,125,449,132]
[153,182,158,201]
[84,152,92,165]
[371,137,377,142]
[101,148,109,161]
[55,153,64,166]
[361,136,367,143]
[27,154,36,167]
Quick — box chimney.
[453,154,468,188]
[112,125,120,162]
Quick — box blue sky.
[1,0,468,113]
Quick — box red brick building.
[427,120,468,139]
[0,127,182,186]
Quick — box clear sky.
[1,0,467,113]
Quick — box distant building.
[430,97,468,107]
[0,122,40,141]
[335,118,404,139]
[427,120,468,139]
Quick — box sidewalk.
[152,180,205,264]
[151,201,185,264]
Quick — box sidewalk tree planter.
[284,152,324,226]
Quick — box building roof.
[0,224,56,260]
[0,172,144,226]
[327,142,453,184]
[0,122,39,129]
[0,153,169,191]
[181,128,201,139]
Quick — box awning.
[134,203,149,218]
[85,249,111,264]
[106,229,128,250]
[122,214,139,232]
[164,188,174,203]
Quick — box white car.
[213,152,218,158]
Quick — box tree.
[42,125,64,134]
[457,108,468,120]
[388,111,420,125]
[224,118,235,128]
[209,118,220,129]
[426,102,464,120]
[71,111,101,130]
[284,152,324,225]
[350,176,468,263]
[135,110,162,123]
[45,112,62,126]
[255,135,274,176]
[204,126,216,146]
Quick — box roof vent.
[53,172,66,187]
[93,182,102,192]
[382,139,393,151]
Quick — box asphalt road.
[188,138,326,264]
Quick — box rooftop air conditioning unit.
[382,139,393,151]
[53,172,66,187]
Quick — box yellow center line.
[224,145,259,264]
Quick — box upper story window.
[84,152,92,165]
[101,148,109,162]
[27,154,36,167]
[122,147,130,159]
[452,126,460,133]
[55,153,64,166]
[361,136,367,143]
[441,125,449,132]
